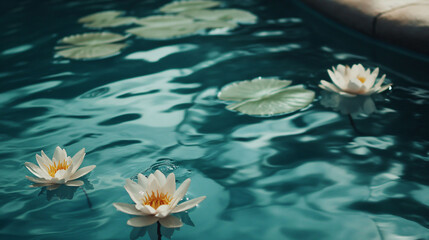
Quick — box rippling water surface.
[1,0,429,239]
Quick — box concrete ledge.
[299,0,429,55]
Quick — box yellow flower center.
[357,76,366,83]
[142,191,172,209]
[47,159,70,177]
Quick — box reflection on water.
[0,0,429,239]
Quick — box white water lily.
[319,64,392,97]
[113,170,206,228]
[25,146,95,190]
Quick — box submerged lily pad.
[126,24,200,40]
[59,32,128,46]
[134,15,194,27]
[78,10,124,23]
[56,43,127,60]
[181,9,257,24]
[218,78,314,116]
[160,1,220,13]
[83,17,137,28]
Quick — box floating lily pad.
[181,9,257,24]
[160,1,220,13]
[56,43,127,60]
[59,32,128,46]
[218,78,314,116]
[134,15,194,27]
[197,20,238,30]
[78,10,124,23]
[218,78,292,101]
[83,17,137,28]
[126,24,200,40]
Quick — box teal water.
[1,0,429,239]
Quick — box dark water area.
[0,0,428,239]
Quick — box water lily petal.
[69,165,96,180]
[136,204,156,215]
[41,150,53,165]
[36,154,49,170]
[328,69,345,89]
[172,196,206,213]
[172,178,191,206]
[159,215,183,228]
[71,148,86,173]
[26,175,50,183]
[24,162,42,178]
[376,84,392,93]
[155,205,171,218]
[346,78,365,94]
[146,175,161,195]
[373,74,386,91]
[127,216,158,228]
[65,180,84,187]
[125,179,145,204]
[113,203,144,215]
[363,67,378,89]
[137,173,148,190]
[319,80,341,94]
[154,170,167,186]
[53,146,67,162]
[164,173,176,197]
[335,64,346,75]
[63,162,75,181]
[25,162,46,179]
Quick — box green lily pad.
[226,85,315,116]
[134,15,194,27]
[78,10,124,23]
[160,1,220,13]
[126,24,200,40]
[197,20,238,30]
[83,17,137,28]
[218,78,315,116]
[56,43,127,60]
[181,8,257,24]
[59,32,128,46]
[218,78,292,101]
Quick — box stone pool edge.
[299,0,429,55]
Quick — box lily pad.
[78,10,124,23]
[197,20,238,30]
[218,78,292,101]
[126,24,200,40]
[56,43,127,60]
[226,85,315,116]
[134,15,194,27]
[59,32,128,46]
[218,78,315,116]
[160,1,220,13]
[181,9,257,24]
[83,17,137,28]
